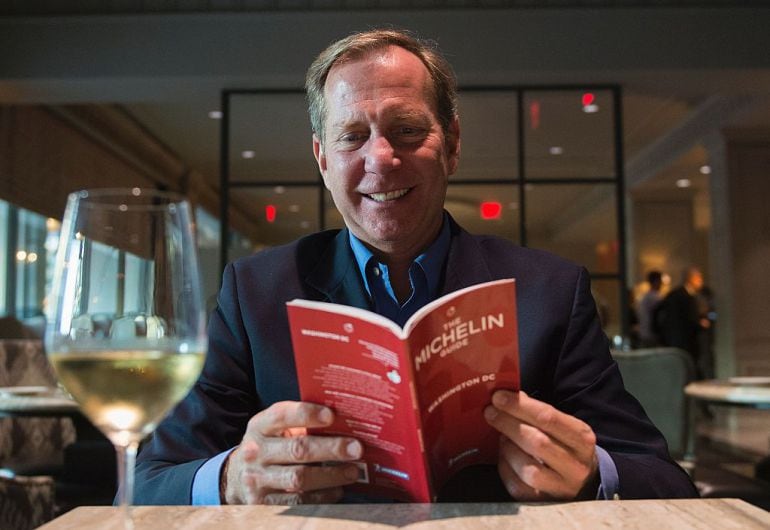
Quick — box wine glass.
[45,188,207,528]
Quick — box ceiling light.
[241,150,255,159]
[699,165,712,175]
[274,186,286,194]
[582,104,599,113]
[549,146,564,155]
[676,178,691,188]
[289,204,300,213]
[208,111,222,120]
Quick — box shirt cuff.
[191,448,235,505]
[595,445,620,500]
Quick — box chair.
[612,347,770,509]
[0,339,117,516]
[0,339,76,527]
[0,340,77,475]
[0,474,55,530]
[612,347,695,460]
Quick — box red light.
[582,93,595,106]
[265,204,276,223]
[480,202,502,220]
[529,101,540,130]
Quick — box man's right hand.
[221,401,363,505]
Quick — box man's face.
[313,45,460,260]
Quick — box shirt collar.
[348,212,450,300]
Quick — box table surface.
[685,378,770,408]
[37,499,770,530]
[0,385,79,417]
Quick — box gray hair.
[305,28,458,143]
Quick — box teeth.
[367,188,410,202]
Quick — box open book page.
[286,302,431,501]
[286,278,519,501]
[405,278,519,491]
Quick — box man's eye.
[340,132,367,143]
[395,126,426,140]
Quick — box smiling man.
[313,43,459,304]
[134,29,697,505]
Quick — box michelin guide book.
[286,278,519,502]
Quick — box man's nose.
[364,135,401,174]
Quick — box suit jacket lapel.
[441,215,495,295]
[305,229,371,310]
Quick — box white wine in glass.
[46,188,207,529]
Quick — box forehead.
[323,46,434,114]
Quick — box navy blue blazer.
[134,218,696,504]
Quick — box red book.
[287,278,519,502]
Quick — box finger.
[242,472,260,504]
[485,405,587,480]
[238,439,260,463]
[497,451,543,501]
[258,434,363,465]
[258,463,361,493]
[491,390,596,459]
[249,401,335,437]
[498,437,566,497]
[262,487,345,505]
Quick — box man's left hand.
[484,390,599,501]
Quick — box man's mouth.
[365,188,411,202]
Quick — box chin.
[364,220,410,240]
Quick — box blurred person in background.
[638,270,664,347]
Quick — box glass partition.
[525,184,618,274]
[453,91,519,182]
[524,89,616,179]
[220,86,627,335]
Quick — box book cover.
[287,278,519,502]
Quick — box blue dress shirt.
[191,215,618,503]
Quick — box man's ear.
[312,133,328,184]
[446,116,461,176]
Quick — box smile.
[366,188,411,202]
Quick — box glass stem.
[116,440,140,529]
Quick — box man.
[638,270,664,347]
[656,266,711,378]
[134,29,696,505]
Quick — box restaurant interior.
[1,3,769,529]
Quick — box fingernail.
[484,405,498,421]
[492,391,509,407]
[346,440,362,458]
[319,408,333,424]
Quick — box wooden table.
[37,499,770,529]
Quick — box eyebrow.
[329,109,432,130]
